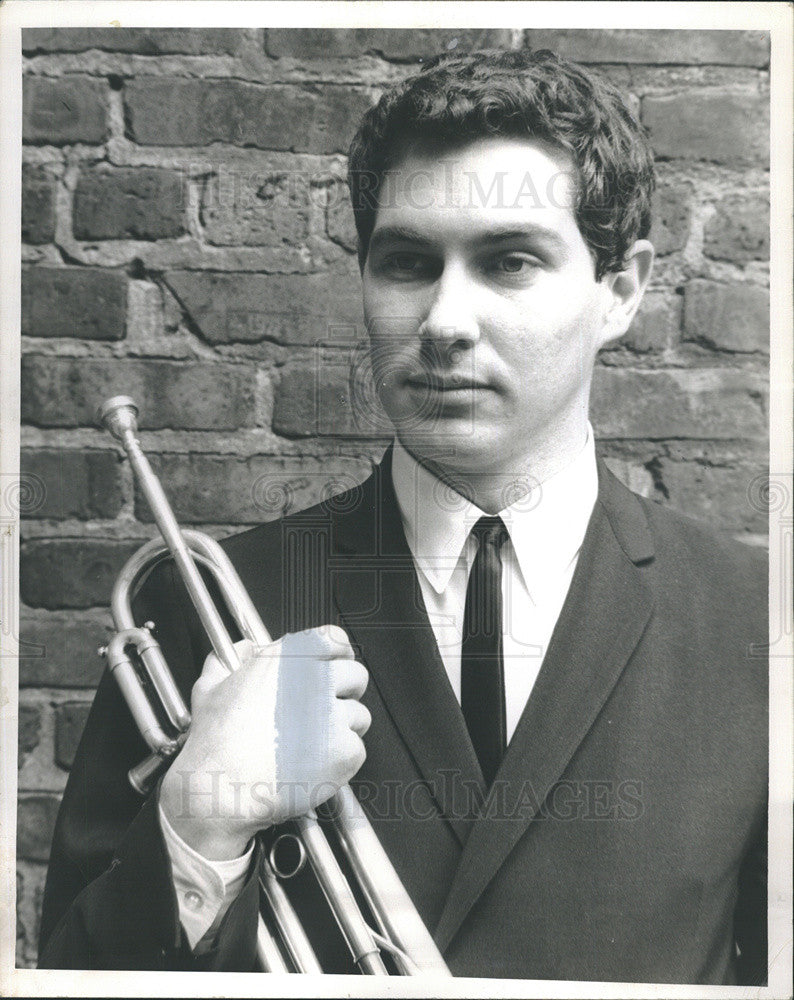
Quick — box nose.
[418,262,479,351]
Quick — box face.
[362,137,628,483]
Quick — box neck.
[398,428,591,515]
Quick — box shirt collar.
[391,430,599,596]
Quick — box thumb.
[191,649,229,706]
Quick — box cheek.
[362,281,378,323]
[365,290,423,383]
[491,309,603,402]
[366,333,419,405]
[367,323,418,382]
[538,274,604,323]
[363,277,407,323]
[364,284,419,344]
[367,336,394,385]
[363,271,433,333]
[511,285,607,363]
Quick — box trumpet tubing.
[97,395,450,977]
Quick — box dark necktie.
[461,515,508,786]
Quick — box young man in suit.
[39,49,767,984]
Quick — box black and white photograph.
[0,3,791,998]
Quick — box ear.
[597,239,655,348]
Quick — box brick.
[21,357,256,430]
[54,702,92,770]
[703,195,769,263]
[275,363,343,437]
[19,611,109,688]
[21,538,144,610]
[20,449,123,520]
[601,458,654,498]
[620,290,682,352]
[273,359,387,438]
[683,281,768,353]
[591,368,767,440]
[201,167,310,247]
[23,77,108,145]
[17,794,60,862]
[650,184,690,256]
[21,167,56,244]
[524,29,769,67]
[22,27,246,55]
[650,458,768,533]
[642,92,769,166]
[125,80,372,154]
[266,28,512,60]
[137,453,372,524]
[18,706,42,768]
[22,268,126,341]
[164,270,364,346]
[73,168,186,241]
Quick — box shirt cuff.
[158,802,255,951]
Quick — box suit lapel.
[331,450,484,846]
[434,462,657,950]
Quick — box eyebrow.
[368,224,567,253]
[368,226,436,252]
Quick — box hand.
[159,625,370,860]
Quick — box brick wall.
[17,27,770,966]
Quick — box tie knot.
[472,515,508,550]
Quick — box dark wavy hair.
[347,48,654,280]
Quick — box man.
[38,49,767,984]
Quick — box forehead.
[373,136,581,241]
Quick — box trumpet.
[97,395,450,977]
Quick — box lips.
[404,373,489,391]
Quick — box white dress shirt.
[161,427,599,949]
[391,429,598,741]
[159,795,254,951]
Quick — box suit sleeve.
[37,559,262,971]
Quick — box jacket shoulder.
[218,473,374,563]
[637,492,766,592]
[213,471,378,637]
[628,492,768,672]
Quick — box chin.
[399,428,503,475]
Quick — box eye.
[391,253,422,271]
[481,251,544,286]
[382,252,434,279]
[493,253,540,275]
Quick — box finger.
[191,650,229,703]
[283,626,353,662]
[234,637,282,673]
[340,731,367,779]
[332,658,369,700]
[231,637,258,668]
[343,699,372,738]
[308,623,354,658]
[314,623,351,648]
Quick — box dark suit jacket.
[38,451,768,984]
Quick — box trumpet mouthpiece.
[97,395,139,441]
